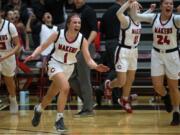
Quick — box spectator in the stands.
[30,0,46,23]
[4,0,22,11]
[5,10,15,23]
[6,9,29,51]
[14,9,30,50]
[2,0,32,27]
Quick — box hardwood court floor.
[0,108,180,135]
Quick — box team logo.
[117,65,121,70]
[50,68,55,73]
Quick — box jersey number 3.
[157,35,170,45]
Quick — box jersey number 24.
[157,35,170,45]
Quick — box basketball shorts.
[0,53,16,77]
[47,58,74,80]
[114,47,138,72]
[151,49,180,80]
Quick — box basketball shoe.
[170,112,180,126]
[54,117,67,132]
[161,94,172,113]
[32,105,42,127]
[118,98,132,113]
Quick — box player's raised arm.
[131,1,156,23]
[116,1,133,29]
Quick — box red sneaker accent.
[118,98,133,113]
[104,80,112,99]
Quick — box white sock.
[36,104,43,112]
[173,106,180,113]
[56,113,63,121]
[9,96,17,102]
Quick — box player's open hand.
[95,64,110,72]
[24,55,35,63]
[150,3,156,11]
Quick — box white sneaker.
[9,97,18,114]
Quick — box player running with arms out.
[24,13,109,132]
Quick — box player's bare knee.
[116,78,126,88]
[46,93,55,100]
[128,76,135,83]
[153,84,163,91]
[169,86,179,93]
[61,86,70,95]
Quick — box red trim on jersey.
[160,14,172,26]
[64,30,80,44]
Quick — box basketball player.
[132,0,180,125]
[105,0,141,113]
[24,13,109,132]
[0,11,21,113]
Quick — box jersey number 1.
[64,53,68,63]
[157,35,170,45]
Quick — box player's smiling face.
[161,0,173,18]
[69,16,81,32]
